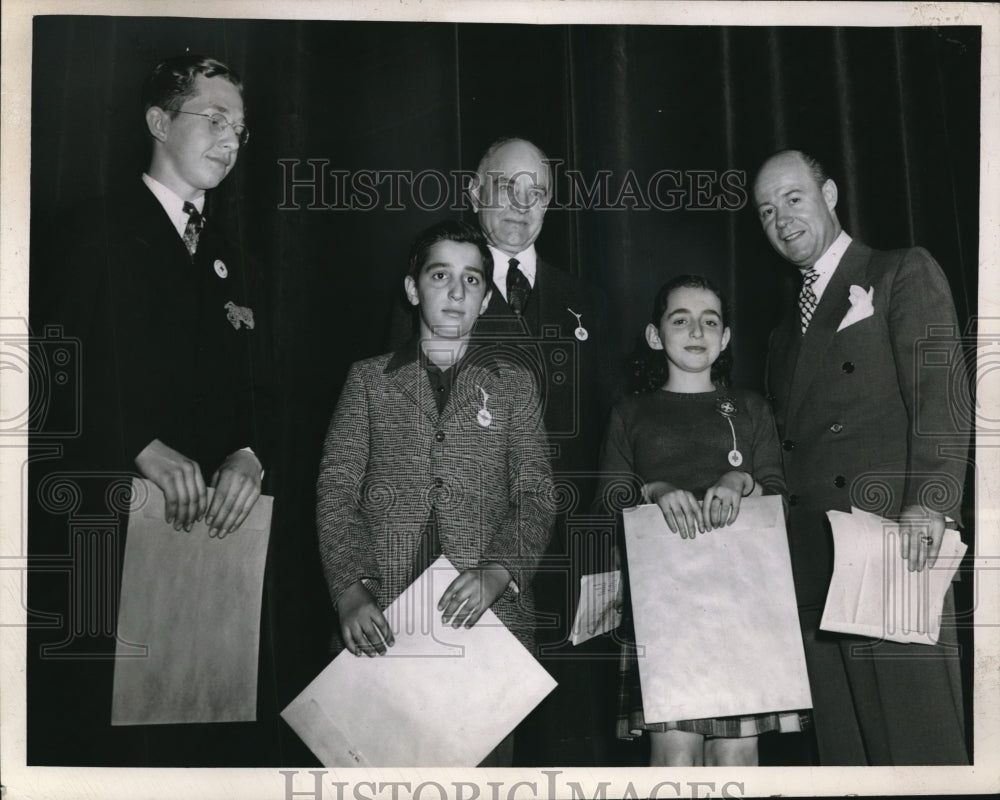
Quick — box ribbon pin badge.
[214,259,229,279]
[224,301,256,331]
[716,396,742,467]
[476,386,492,428]
[567,307,588,341]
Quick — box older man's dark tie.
[798,267,820,333]
[506,258,531,316]
[182,201,204,256]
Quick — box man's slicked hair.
[760,149,832,190]
[141,54,243,113]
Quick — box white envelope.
[622,496,811,723]
[281,555,556,767]
[570,571,622,646]
[821,507,966,644]
[112,477,273,725]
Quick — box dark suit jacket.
[27,179,275,766]
[766,240,969,608]
[316,347,555,651]
[35,179,271,482]
[473,257,614,487]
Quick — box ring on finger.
[920,534,934,545]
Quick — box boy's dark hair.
[406,220,494,284]
[141,54,243,113]
[628,273,733,393]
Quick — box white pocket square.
[837,285,875,332]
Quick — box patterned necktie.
[182,201,204,256]
[798,267,820,334]
[506,258,531,316]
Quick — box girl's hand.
[702,471,754,530]
[439,562,512,628]
[643,481,703,539]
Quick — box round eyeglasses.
[173,110,250,146]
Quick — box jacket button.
[842,361,855,373]
[433,477,444,488]
[834,475,846,488]
[789,494,799,506]
[830,423,843,433]
[434,431,445,442]
[782,439,795,451]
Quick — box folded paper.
[570,571,622,646]
[111,477,273,725]
[622,496,811,723]
[821,507,966,644]
[281,555,556,766]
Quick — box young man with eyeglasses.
[29,54,273,765]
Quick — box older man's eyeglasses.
[173,110,250,146]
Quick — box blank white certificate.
[622,495,811,724]
[281,555,557,767]
[821,507,966,644]
[111,477,273,725]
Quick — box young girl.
[598,274,802,766]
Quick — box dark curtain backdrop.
[29,16,980,766]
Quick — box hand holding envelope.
[282,556,556,767]
[821,507,966,645]
[621,496,811,723]
[112,477,273,725]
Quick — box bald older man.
[468,137,616,764]
[753,149,969,766]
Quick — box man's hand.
[337,581,394,656]
[643,480,703,539]
[899,504,946,572]
[135,439,206,530]
[438,563,512,629]
[205,449,262,537]
[701,470,754,530]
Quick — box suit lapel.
[786,241,872,425]
[126,182,195,264]
[387,357,439,426]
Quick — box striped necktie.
[182,201,204,256]
[798,267,820,333]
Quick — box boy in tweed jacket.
[316,221,555,666]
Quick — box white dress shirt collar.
[489,244,537,301]
[142,173,205,240]
[809,230,853,303]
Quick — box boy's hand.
[206,449,262,537]
[337,581,394,657]
[135,439,207,531]
[701,471,753,530]
[439,563,512,629]
[643,481,703,539]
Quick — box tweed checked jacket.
[316,345,556,650]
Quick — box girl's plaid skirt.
[615,614,811,740]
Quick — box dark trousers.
[798,587,967,765]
